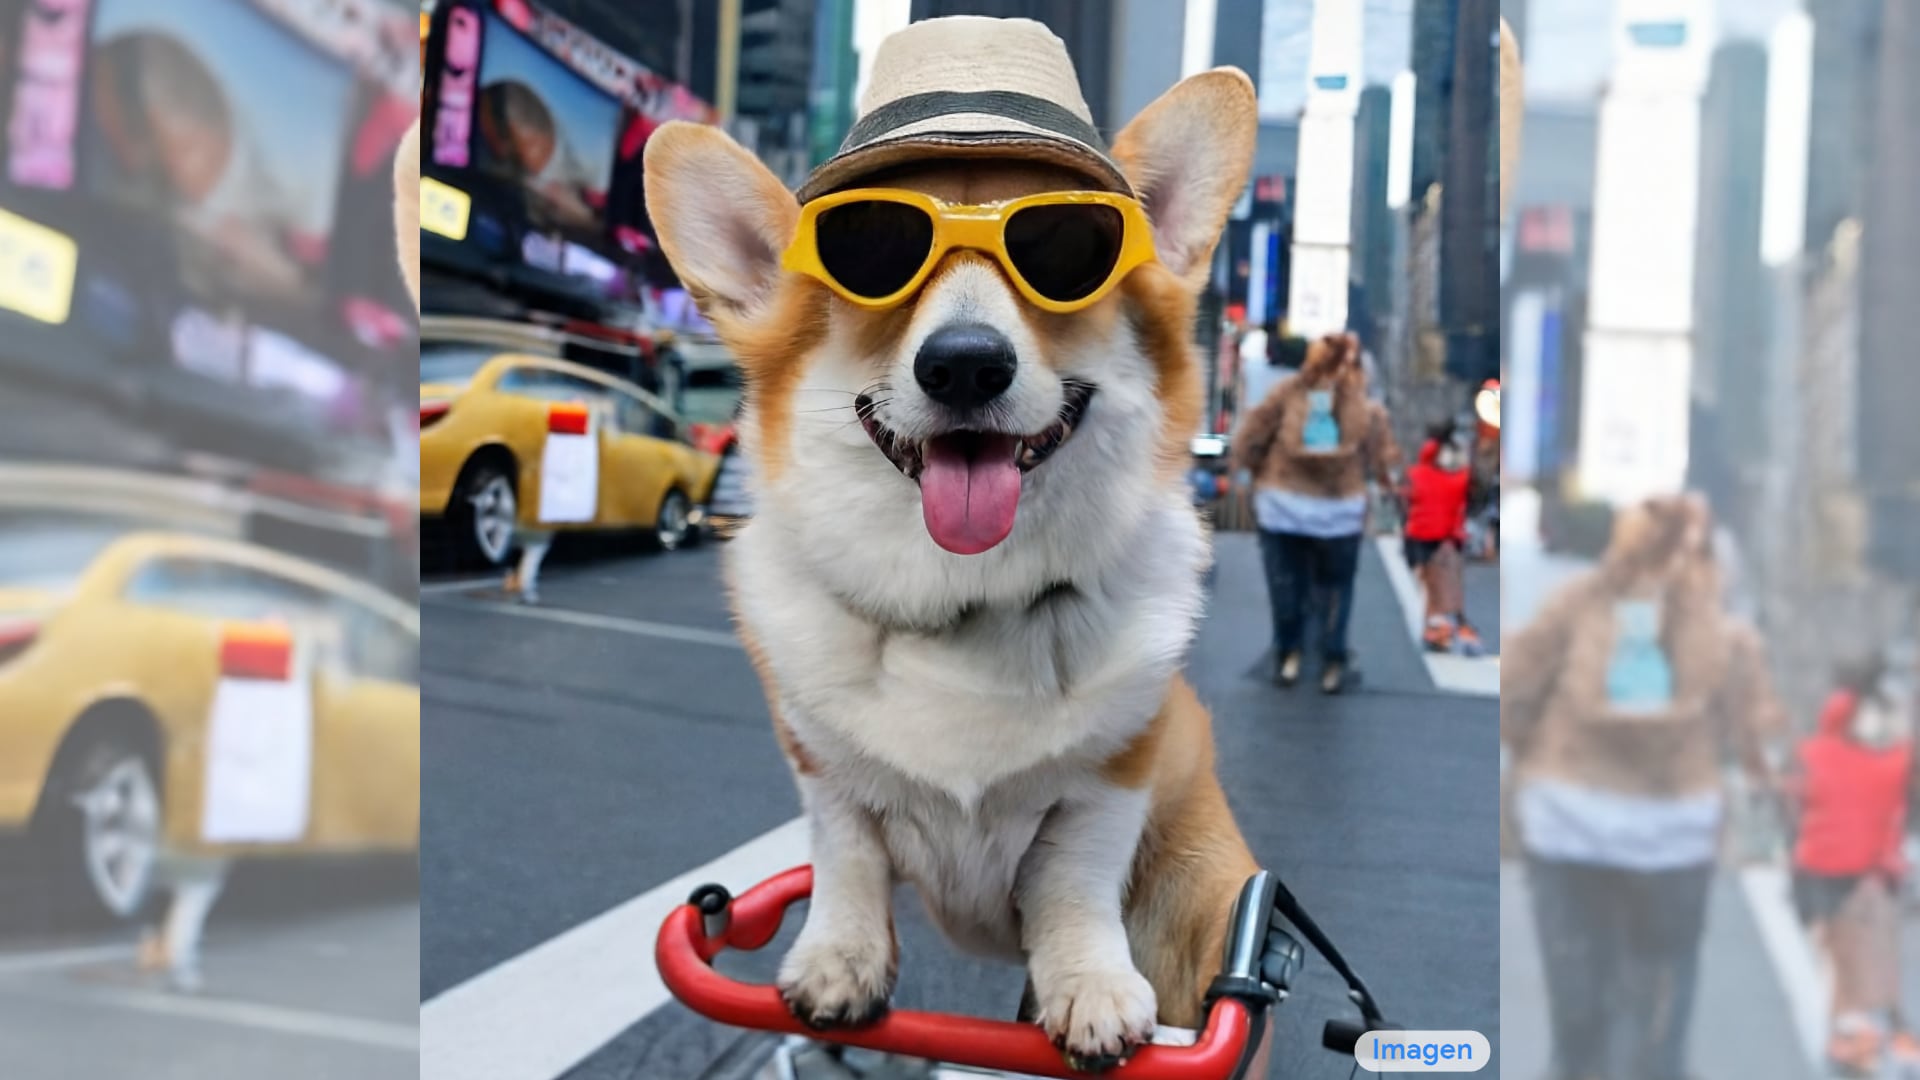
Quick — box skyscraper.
[1860,0,1920,578]
[538,0,720,99]
[1409,0,1458,200]
[737,0,819,186]
[808,0,858,167]
[908,0,1115,130]
[1440,0,1497,382]
[1803,0,1882,257]
[1693,41,1769,475]
[1351,84,1394,340]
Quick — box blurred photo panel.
[1504,2,1920,1078]
[418,2,1500,1079]
[0,0,419,1077]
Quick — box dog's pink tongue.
[919,433,1021,555]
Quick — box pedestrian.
[1402,418,1483,655]
[1231,331,1402,693]
[1503,493,1786,1080]
[1785,655,1920,1077]
[136,851,229,994]
[503,527,554,604]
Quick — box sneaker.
[1321,660,1348,695]
[1889,1031,1920,1077]
[1423,617,1455,654]
[1828,1024,1883,1078]
[1274,651,1301,688]
[1455,620,1485,657]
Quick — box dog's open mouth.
[855,381,1096,556]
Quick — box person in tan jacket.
[1504,493,1786,1080]
[1230,332,1400,692]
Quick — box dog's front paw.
[777,929,896,1030]
[1031,966,1158,1073]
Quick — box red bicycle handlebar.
[656,865,1261,1079]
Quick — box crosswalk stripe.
[421,817,809,1080]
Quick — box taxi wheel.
[39,732,162,924]
[653,488,694,552]
[454,458,518,568]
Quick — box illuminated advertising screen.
[421,0,717,306]
[0,0,421,451]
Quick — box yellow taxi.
[420,333,721,566]
[0,494,418,923]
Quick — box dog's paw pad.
[777,933,896,1030]
[1033,968,1158,1072]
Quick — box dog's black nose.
[915,323,1016,412]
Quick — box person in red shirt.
[1787,656,1919,1077]
[1402,420,1483,655]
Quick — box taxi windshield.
[420,343,498,388]
[0,512,145,591]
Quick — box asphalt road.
[0,853,418,1080]
[420,528,1501,1079]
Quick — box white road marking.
[421,816,810,1080]
[1739,863,1827,1076]
[0,944,135,975]
[0,979,417,1051]
[429,596,745,650]
[1373,535,1499,697]
[421,577,507,595]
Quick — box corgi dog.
[645,47,1260,1070]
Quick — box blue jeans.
[1257,530,1361,664]
[1526,857,1712,1080]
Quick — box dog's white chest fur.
[729,493,1205,958]
[729,495,1206,805]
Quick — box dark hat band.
[840,90,1107,154]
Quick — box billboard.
[421,0,718,310]
[0,0,421,445]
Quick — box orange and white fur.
[645,72,1260,1069]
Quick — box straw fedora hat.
[1500,17,1521,221]
[795,16,1132,204]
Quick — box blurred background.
[1503,0,1920,1077]
[415,2,1501,1079]
[0,0,419,1077]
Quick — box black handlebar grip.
[1324,1018,1404,1055]
[689,883,732,940]
[1323,1019,1368,1055]
[689,883,732,914]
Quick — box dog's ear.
[394,117,421,313]
[644,122,799,320]
[1111,68,1257,292]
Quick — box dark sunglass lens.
[1004,203,1124,302]
[815,201,934,299]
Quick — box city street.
[419,529,1500,1079]
[0,853,418,1080]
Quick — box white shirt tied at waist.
[1252,488,1368,539]
[1515,776,1725,872]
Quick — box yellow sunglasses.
[782,188,1158,314]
